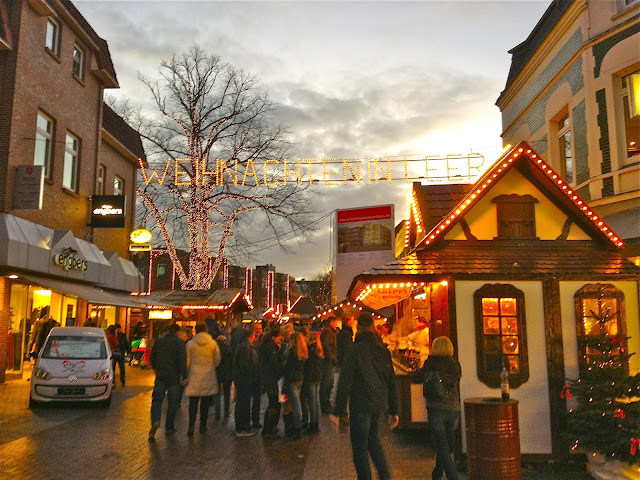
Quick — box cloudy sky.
[77,0,550,279]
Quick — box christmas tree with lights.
[565,328,640,466]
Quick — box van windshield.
[42,336,107,359]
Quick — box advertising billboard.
[333,205,394,302]
[90,195,126,228]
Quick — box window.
[34,112,53,178]
[492,194,539,239]
[72,45,84,79]
[557,114,574,184]
[474,284,529,388]
[45,18,58,54]
[97,164,105,195]
[622,71,640,161]
[114,175,124,196]
[575,283,627,374]
[63,132,79,191]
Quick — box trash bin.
[464,397,521,480]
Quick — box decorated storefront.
[347,143,640,460]
[0,214,144,380]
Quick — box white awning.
[21,274,142,308]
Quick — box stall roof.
[142,288,250,310]
[288,296,319,316]
[21,274,142,308]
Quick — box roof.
[288,296,318,316]
[499,0,573,98]
[413,142,625,251]
[413,183,474,234]
[102,104,146,160]
[353,243,640,281]
[143,288,249,309]
[58,0,119,87]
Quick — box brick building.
[496,0,640,259]
[0,0,144,381]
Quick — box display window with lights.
[621,70,640,163]
[6,281,78,373]
[574,283,628,375]
[473,284,529,389]
[89,305,117,329]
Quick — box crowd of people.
[143,313,461,480]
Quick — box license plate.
[58,387,85,395]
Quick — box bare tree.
[135,46,314,290]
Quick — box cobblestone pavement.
[1,365,592,480]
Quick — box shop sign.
[361,285,413,310]
[129,228,153,251]
[13,165,44,210]
[90,195,126,228]
[53,247,88,271]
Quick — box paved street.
[1,365,592,480]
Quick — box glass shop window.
[575,283,627,374]
[474,284,529,389]
[622,71,640,162]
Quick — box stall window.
[492,194,539,239]
[474,284,529,389]
[574,283,627,374]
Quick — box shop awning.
[21,274,142,308]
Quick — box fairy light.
[266,271,275,309]
[244,268,253,303]
[413,142,626,249]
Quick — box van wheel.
[101,396,112,408]
[29,396,39,409]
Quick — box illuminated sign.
[129,243,152,252]
[149,309,173,320]
[130,229,152,244]
[139,153,487,187]
[53,247,88,271]
[90,195,126,228]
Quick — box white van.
[29,327,114,408]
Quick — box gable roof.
[413,142,625,251]
[102,103,146,161]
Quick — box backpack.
[423,370,450,402]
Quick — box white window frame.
[621,70,640,163]
[97,164,106,195]
[72,45,84,79]
[45,18,59,54]
[63,132,79,191]
[114,175,124,196]
[34,112,53,178]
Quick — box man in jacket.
[336,313,356,369]
[233,324,259,436]
[149,323,189,439]
[259,326,284,438]
[331,314,399,480]
[114,324,131,387]
[320,317,338,413]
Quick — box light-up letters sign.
[139,154,487,187]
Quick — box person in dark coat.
[283,331,308,440]
[213,334,233,420]
[148,323,189,439]
[233,324,259,436]
[301,330,324,434]
[336,313,356,369]
[230,318,245,354]
[414,336,462,480]
[331,314,399,480]
[114,323,131,387]
[320,317,338,413]
[259,326,284,439]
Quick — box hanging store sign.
[13,165,44,210]
[90,195,126,228]
[357,284,415,310]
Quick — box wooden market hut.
[347,142,640,463]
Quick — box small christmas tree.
[565,331,640,465]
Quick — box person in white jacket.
[185,323,221,436]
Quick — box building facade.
[0,0,144,381]
[496,0,640,258]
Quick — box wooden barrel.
[464,398,521,480]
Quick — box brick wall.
[573,100,590,185]
[503,28,584,131]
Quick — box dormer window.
[492,194,539,239]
